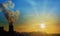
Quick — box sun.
[40,23,46,29]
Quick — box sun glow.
[40,23,46,29]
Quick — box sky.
[0,0,60,34]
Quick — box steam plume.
[0,0,20,24]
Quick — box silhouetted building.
[9,22,15,36]
[0,26,8,36]
[9,23,14,32]
[0,27,4,32]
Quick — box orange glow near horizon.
[4,13,60,34]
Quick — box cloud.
[3,10,20,23]
[2,0,15,10]
[15,10,20,21]
[8,11,15,16]
[1,0,19,23]
[5,10,20,23]
[8,1,15,9]
[3,3,8,9]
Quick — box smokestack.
[0,0,20,32]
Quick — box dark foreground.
[0,29,60,36]
[0,26,60,36]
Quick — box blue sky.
[0,0,60,33]
[0,0,60,26]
